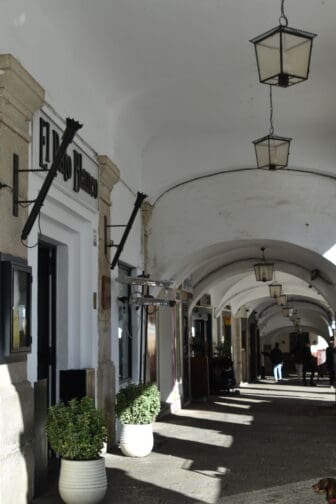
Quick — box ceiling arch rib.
[256,299,332,326]
[183,241,336,341]
[211,273,328,318]
[262,325,330,342]
[189,258,335,316]
[258,309,330,337]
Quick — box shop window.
[0,257,32,361]
[118,264,133,381]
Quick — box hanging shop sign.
[35,108,99,209]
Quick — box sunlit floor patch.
[214,401,251,409]
[174,408,254,425]
[154,422,234,447]
[219,395,271,404]
[215,478,320,504]
[105,451,223,504]
[240,382,335,402]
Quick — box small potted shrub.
[116,383,161,457]
[46,396,108,504]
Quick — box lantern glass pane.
[269,283,282,298]
[254,263,274,282]
[255,136,290,169]
[255,32,281,82]
[282,33,312,79]
[277,295,287,306]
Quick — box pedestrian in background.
[326,338,336,387]
[270,343,283,382]
[292,341,304,381]
[302,342,316,386]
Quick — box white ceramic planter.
[119,423,154,457]
[59,458,107,504]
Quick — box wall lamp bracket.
[109,192,147,270]
[104,216,126,255]
[12,153,47,217]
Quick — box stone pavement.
[33,378,336,504]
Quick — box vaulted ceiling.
[2,0,336,338]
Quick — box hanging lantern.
[254,247,274,282]
[277,294,287,306]
[253,133,291,170]
[269,283,282,298]
[250,0,316,88]
[253,84,292,170]
[282,306,290,317]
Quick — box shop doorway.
[37,242,57,406]
[34,241,57,496]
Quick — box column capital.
[0,54,45,141]
[97,155,120,194]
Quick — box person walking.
[270,343,283,382]
[302,341,316,386]
[326,338,336,387]
[292,341,304,381]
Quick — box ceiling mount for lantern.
[254,247,274,282]
[269,282,282,298]
[250,0,316,88]
[253,85,291,170]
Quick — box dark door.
[37,242,56,406]
[35,242,57,497]
[182,304,190,403]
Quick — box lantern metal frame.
[253,133,292,170]
[254,247,274,282]
[250,0,316,88]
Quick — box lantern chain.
[279,0,288,27]
[269,85,274,136]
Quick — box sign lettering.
[39,117,98,199]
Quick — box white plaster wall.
[27,176,99,397]
[0,0,143,193]
[148,170,336,280]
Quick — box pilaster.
[0,54,44,259]
[97,154,120,448]
[141,201,153,274]
[0,54,45,504]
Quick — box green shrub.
[116,383,161,424]
[46,396,107,460]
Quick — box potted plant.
[46,396,108,504]
[116,383,161,457]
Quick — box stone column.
[231,315,243,385]
[97,155,120,448]
[141,201,153,274]
[0,54,44,503]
